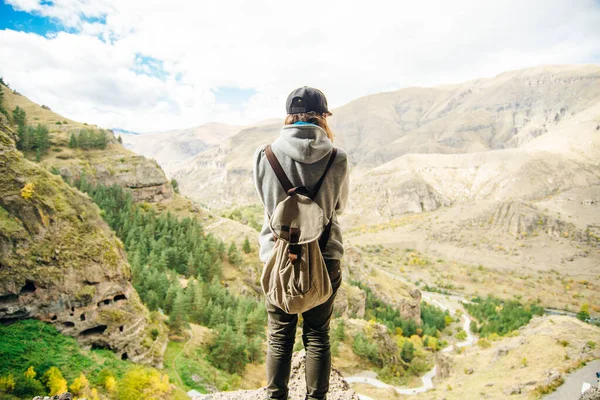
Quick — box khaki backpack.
[261,144,337,314]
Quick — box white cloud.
[1,0,599,131]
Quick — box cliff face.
[0,115,166,366]
[55,154,174,203]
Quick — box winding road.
[345,268,476,397]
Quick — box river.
[345,268,476,398]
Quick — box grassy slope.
[0,320,175,399]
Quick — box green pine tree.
[242,237,252,254]
[401,341,415,363]
[228,242,241,265]
[169,291,189,334]
[12,106,26,127]
[333,319,346,341]
[69,132,78,148]
[34,124,50,156]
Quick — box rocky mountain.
[130,65,600,320]
[116,65,600,306]
[0,113,167,366]
[123,65,600,213]
[2,85,174,204]
[332,64,600,168]
[120,122,241,177]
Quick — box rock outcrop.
[343,319,402,366]
[0,115,166,366]
[343,246,422,324]
[56,154,174,203]
[333,282,366,318]
[435,353,452,381]
[192,351,359,400]
[580,381,600,400]
[487,201,588,240]
[33,394,73,400]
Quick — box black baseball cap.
[286,86,332,116]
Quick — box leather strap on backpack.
[311,148,337,200]
[265,145,293,194]
[318,218,333,250]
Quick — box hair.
[285,112,334,142]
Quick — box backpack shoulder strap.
[265,145,293,194]
[311,148,337,200]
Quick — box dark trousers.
[265,259,342,400]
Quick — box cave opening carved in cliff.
[20,280,36,294]
[80,325,108,337]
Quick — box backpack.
[260,144,338,314]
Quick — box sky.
[1,0,599,132]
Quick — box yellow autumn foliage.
[0,374,16,392]
[117,367,170,399]
[69,373,89,396]
[410,334,423,348]
[20,182,35,199]
[104,375,117,392]
[44,367,67,396]
[24,366,36,380]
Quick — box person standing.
[253,86,349,400]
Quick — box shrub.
[400,341,415,363]
[69,373,89,396]
[407,357,429,376]
[0,374,15,392]
[20,183,35,199]
[117,367,169,399]
[333,319,346,341]
[43,366,67,395]
[170,178,179,194]
[464,296,543,337]
[242,237,252,254]
[352,334,381,366]
[12,375,45,397]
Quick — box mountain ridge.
[136,64,600,213]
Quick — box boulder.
[192,351,359,400]
[580,381,600,400]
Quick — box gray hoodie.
[253,123,349,262]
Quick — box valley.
[0,65,599,400]
[122,65,600,399]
